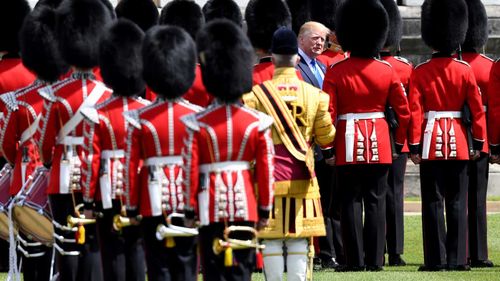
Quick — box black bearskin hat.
[57,0,113,69]
[99,19,145,97]
[380,0,402,48]
[421,0,468,53]
[115,0,158,32]
[34,0,64,9]
[0,0,31,53]
[142,25,196,99]
[286,0,311,35]
[245,0,292,52]
[196,19,254,102]
[335,0,388,57]
[20,6,68,82]
[310,0,341,31]
[463,0,488,50]
[160,0,205,40]
[202,0,242,27]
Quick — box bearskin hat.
[202,0,242,27]
[379,0,402,48]
[286,0,311,35]
[245,0,291,52]
[0,0,31,53]
[142,25,196,99]
[463,0,488,50]
[19,6,68,82]
[421,0,468,53]
[196,19,254,102]
[310,0,341,31]
[335,0,388,57]
[159,0,205,40]
[34,0,64,9]
[115,0,158,32]
[99,19,145,97]
[57,0,113,69]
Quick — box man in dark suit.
[297,20,342,270]
[297,21,328,88]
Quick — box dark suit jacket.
[297,53,327,89]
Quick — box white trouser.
[262,238,308,281]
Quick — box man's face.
[299,27,327,59]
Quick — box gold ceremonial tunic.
[243,67,335,238]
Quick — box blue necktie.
[310,59,324,88]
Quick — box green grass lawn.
[2,214,500,280]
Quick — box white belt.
[199,161,250,173]
[101,149,124,159]
[422,111,462,159]
[57,136,84,145]
[144,156,183,166]
[338,112,385,162]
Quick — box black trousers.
[96,201,145,281]
[468,153,490,262]
[315,160,344,264]
[18,232,52,281]
[49,194,103,281]
[199,222,256,281]
[337,164,389,267]
[386,154,407,255]
[420,160,468,267]
[0,239,8,272]
[142,216,198,281]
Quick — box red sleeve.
[322,68,338,123]
[488,62,500,148]
[465,69,487,145]
[388,71,410,146]
[254,128,274,213]
[182,129,199,215]
[82,119,101,204]
[408,71,424,150]
[125,125,141,212]
[37,100,59,165]
[0,107,18,164]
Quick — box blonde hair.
[298,21,329,39]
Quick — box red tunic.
[460,52,493,153]
[488,60,500,152]
[0,57,36,93]
[125,98,202,217]
[323,57,410,166]
[0,81,45,195]
[81,96,150,207]
[37,72,112,194]
[408,55,486,160]
[146,65,213,107]
[381,53,413,153]
[182,103,274,225]
[317,49,347,68]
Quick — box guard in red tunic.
[36,0,113,280]
[0,0,35,97]
[322,0,410,271]
[183,20,274,281]
[245,0,292,85]
[458,0,495,268]
[125,26,201,281]
[157,0,214,107]
[378,0,413,267]
[489,61,500,165]
[0,6,68,281]
[81,20,149,281]
[409,0,486,271]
